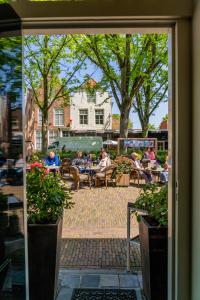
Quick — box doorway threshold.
[57,268,144,300]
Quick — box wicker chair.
[70,166,91,190]
[130,167,142,187]
[95,164,116,189]
[60,158,72,178]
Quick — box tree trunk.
[141,122,149,138]
[120,106,130,138]
[42,114,48,153]
[119,106,131,154]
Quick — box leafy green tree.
[73,34,167,138]
[24,35,85,152]
[162,114,168,122]
[0,37,22,98]
[132,35,168,137]
[148,124,156,130]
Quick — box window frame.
[38,109,42,127]
[95,109,104,125]
[54,108,64,126]
[35,130,42,150]
[79,109,88,125]
[48,130,58,145]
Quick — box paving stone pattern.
[60,238,141,270]
[61,185,142,270]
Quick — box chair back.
[61,158,72,171]
[105,164,116,179]
[70,166,80,182]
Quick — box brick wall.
[112,117,120,130]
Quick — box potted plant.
[132,184,168,300]
[114,156,132,186]
[27,162,73,300]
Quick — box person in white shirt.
[131,152,153,183]
[97,152,111,172]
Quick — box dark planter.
[28,217,62,300]
[139,215,167,300]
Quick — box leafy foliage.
[73,34,168,138]
[156,150,168,165]
[133,34,168,137]
[113,156,133,180]
[133,184,168,226]
[0,37,22,100]
[27,162,73,224]
[24,35,86,152]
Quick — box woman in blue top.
[45,151,60,166]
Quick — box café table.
[146,166,164,182]
[44,165,60,171]
[78,165,99,184]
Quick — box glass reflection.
[0,36,25,299]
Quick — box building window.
[38,109,42,126]
[54,108,64,126]
[95,109,104,125]
[49,130,58,145]
[35,130,42,150]
[79,109,88,125]
[86,89,96,103]
[62,131,70,137]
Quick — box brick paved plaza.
[60,184,142,270]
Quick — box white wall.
[70,90,112,131]
[192,0,200,299]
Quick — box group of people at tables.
[44,147,169,184]
[131,148,169,184]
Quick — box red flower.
[44,169,50,175]
[30,162,43,169]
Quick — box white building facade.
[70,89,112,131]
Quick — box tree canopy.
[73,33,168,138]
[24,35,86,152]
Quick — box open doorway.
[24,29,171,300]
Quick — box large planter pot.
[28,217,62,300]
[116,174,130,186]
[139,215,167,300]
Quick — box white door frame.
[22,19,192,300]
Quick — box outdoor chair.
[60,158,72,178]
[70,166,91,190]
[130,167,143,187]
[95,164,116,189]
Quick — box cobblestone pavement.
[62,185,141,239]
[60,239,141,270]
[61,183,142,270]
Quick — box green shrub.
[132,184,168,227]
[27,162,73,224]
[156,150,168,165]
[113,156,133,180]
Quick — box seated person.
[131,152,153,184]
[72,151,85,166]
[45,151,60,166]
[99,148,108,160]
[160,156,169,183]
[96,152,111,172]
[87,153,94,164]
[143,147,156,161]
